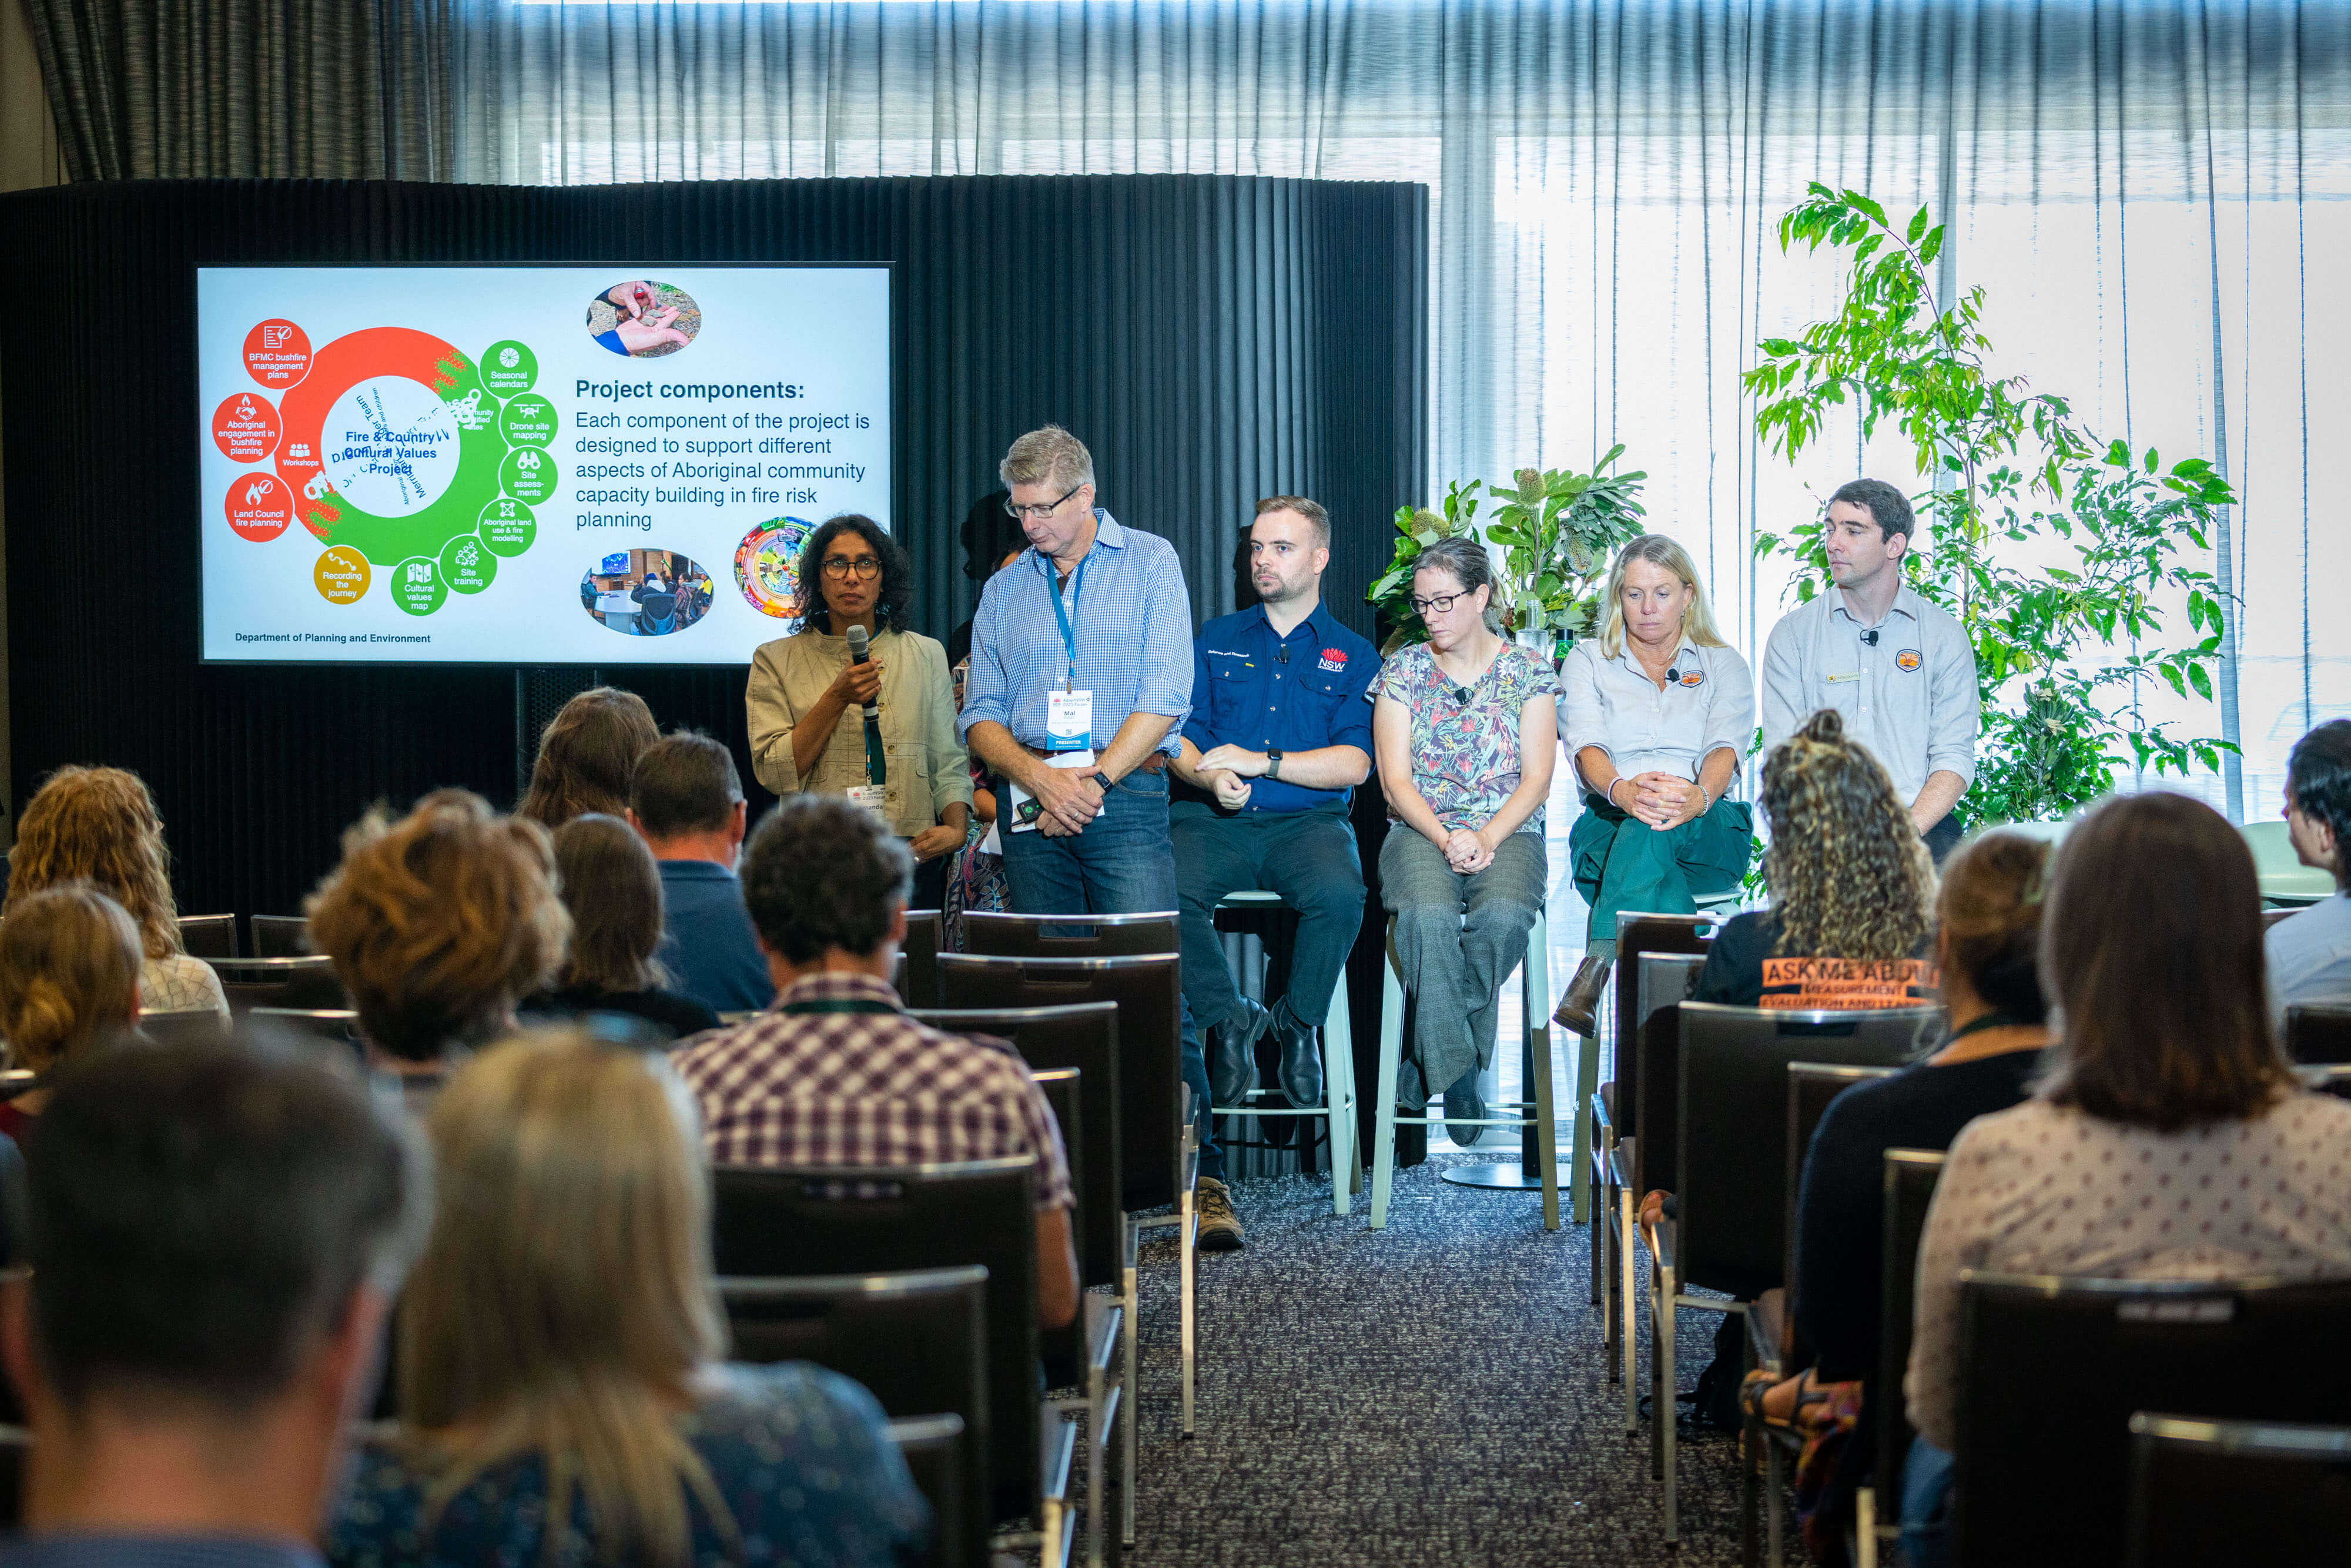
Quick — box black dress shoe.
[1273,1009,1324,1107]
[1209,997,1270,1107]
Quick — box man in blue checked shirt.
[958,425,1247,1248]
[1170,497,1378,1132]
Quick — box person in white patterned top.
[1,766,227,1023]
[670,793,1080,1328]
[1900,792,2351,1566]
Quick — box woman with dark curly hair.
[1693,706,1938,1007]
[745,514,972,909]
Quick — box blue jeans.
[1899,1434,1954,1568]
[1000,764,1218,1181]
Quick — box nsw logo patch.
[1895,648,1923,672]
[1317,646,1349,672]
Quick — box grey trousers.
[1378,827,1549,1108]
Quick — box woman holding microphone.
[1553,534,1754,1033]
[747,514,972,910]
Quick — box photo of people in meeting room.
[578,550,713,637]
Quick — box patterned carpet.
[1114,1155,1750,1567]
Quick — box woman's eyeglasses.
[821,557,882,579]
[1408,591,1469,617]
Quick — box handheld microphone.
[1862,628,1880,647]
[844,624,887,787]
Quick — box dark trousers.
[1923,812,1964,866]
[1170,801,1366,1038]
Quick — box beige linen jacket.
[746,625,974,839]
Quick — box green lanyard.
[780,998,900,1017]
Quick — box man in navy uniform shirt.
[1171,496,1380,1151]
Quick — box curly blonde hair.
[4,766,184,961]
[0,883,143,1073]
[306,790,571,1063]
[1760,710,1936,960]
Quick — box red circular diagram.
[243,320,312,390]
[212,392,280,463]
[225,472,294,542]
[276,326,465,528]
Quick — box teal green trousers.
[1568,794,1753,950]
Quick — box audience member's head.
[550,813,669,996]
[1760,709,1937,960]
[3,1039,420,1537]
[2040,791,2292,1131]
[4,765,185,961]
[400,1030,722,1563]
[307,790,569,1063]
[1934,830,2051,1027]
[2285,718,2351,889]
[629,732,746,856]
[742,795,913,973]
[0,884,142,1077]
[518,687,661,829]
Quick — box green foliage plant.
[1746,184,2236,824]
[1369,448,1649,658]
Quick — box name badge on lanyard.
[1044,551,1094,753]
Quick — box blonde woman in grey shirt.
[746,515,972,907]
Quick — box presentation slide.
[196,264,892,664]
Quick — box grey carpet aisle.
[1117,1155,1750,1567]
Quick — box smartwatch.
[1265,750,1285,781]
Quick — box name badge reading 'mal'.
[1047,688,1094,752]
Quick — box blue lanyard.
[1041,547,1090,693]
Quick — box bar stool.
[1369,902,1559,1231]
[1208,889,1362,1214]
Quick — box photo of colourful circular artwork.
[734,517,813,626]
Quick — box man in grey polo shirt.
[2267,719,2351,1026]
[1760,478,1978,863]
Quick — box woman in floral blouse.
[1371,535,1560,1141]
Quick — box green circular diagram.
[478,497,537,557]
[481,340,537,396]
[440,534,497,594]
[500,394,557,448]
[500,447,559,505]
[391,557,449,617]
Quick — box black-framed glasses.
[821,555,883,579]
[1408,590,1469,617]
[1004,483,1082,521]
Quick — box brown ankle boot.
[1553,954,1612,1036]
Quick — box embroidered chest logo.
[1317,647,1349,672]
[1895,648,1923,672]
[1677,668,1705,688]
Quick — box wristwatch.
[1265,749,1285,780]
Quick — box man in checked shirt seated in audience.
[671,794,1080,1327]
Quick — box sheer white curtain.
[454,0,2350,816]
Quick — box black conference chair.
[885,1414,972,1568]
[202,954,346,1013]
[0,1427,25,1530]
[2285,1003,2351,1064]
[175,913,237,959]
[1951,1272,2351,1567]
[2300,1063,2351,1101]
[957,910,1182,960]
[249,1007,360,1041]
[900,910,943,1007]
[1860,1149,1946,1567]
[936,951,1190,1550]
[708,1158,1065,1543]
[2125,1414,2351,1567]
[249,913,311,956]
[1744,1062,1897,1566]
[1597,947,1710,1429]
[138,1006,231,1046]
[1645,1001,1935,1544]
[718,1267,989,1568]
[1592,912,1722,1225]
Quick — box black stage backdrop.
[0,176,1427,920]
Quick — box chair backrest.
[138,1006,231,1046]
[885,1413,972,1568]
[936,953,1182,1213]
[958,910,1183,960]
[1620,951,1707,1167]
[709,1158,1037,1527]
[248,913,311,957]
[175,913,237,959]
[248,1007,361,1043]
[2126,1414,2351,1567]
[202,954,347,1014]
[1610,912,1720,1083]
[2299,1063,2351,1101]
[1676,1002,1936,1297]
[902,910,943,1007]
[1027,1066,1084,1267]
[0,1426,25,1531]
[1878,1150,1945,1508]
[2285,1003,2351,1064]
[719,1268,987,1568]
[909,1004,1120,1290]
[1781,1063,1898,1328]
[1953,1272,2351,1568]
